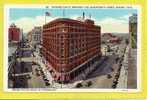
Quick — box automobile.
[32,61,37,65]
[112,84,116,89]
[35,68,40,72]
[36,71,40,76]
[107,74,112,79]
[115,73,120,78]
[44,79,49,82]
[38,67,42,70]
[115,75,119,79]
[40,70,44,75]
[26,75,31,79]
[43,77,49,81]
[86,81,92,87]
[75,83,83,88]
[113,80,118,84]
[45,81,50,86]
[110,67,114,71]
[113,78,118,82]
[42,74,46,78]
[44,77,48,80]
[40,69,43,72]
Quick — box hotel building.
[42,18,101,82]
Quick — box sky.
[9,7,137,33]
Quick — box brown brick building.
[42,18,101,82]
[9,23,22,42]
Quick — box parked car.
[26,75,31,79]
[112,84,116,88]
[113,80,118,84]
[107,74,112,79]
[45,81,50,86]
[44,78,49,81]
[76,83,83,88]
[36,71,40,76]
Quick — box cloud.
[10,15,88,33]
[119,14,131,21]
[10,15,130,34]
[10,16,58,33]
[95,17,129,33]
[69,14,129,33]
[69,15,80,20]
[69,15,91,20]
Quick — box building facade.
[102,33,121,44]
[128,14,137,88]
[9,23,22,42]
[129,14,137,48]
[42,18,101,82]
[27,26,42,48]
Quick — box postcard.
[4,5,141,92]
[0,1,146,100]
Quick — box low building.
[102,33,121,44]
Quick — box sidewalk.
[117,45,129,88]
[33,51,76,88]
[33,52,54,84]
[72,56,107,82]
[127,49,137,88]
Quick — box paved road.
[28,65,46,88]
[13,76,28,88]
[87,55,116,79]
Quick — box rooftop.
[44,18,100,28]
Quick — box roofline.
[44,18,100,28]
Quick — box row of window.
[43,32,100,39]
[44,22,99,31]
[43,39,100,57]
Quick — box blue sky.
[9,8,137,33]
[10,8,137,21]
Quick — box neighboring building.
[27,30,33,46]
[42,18,101,82]
[27,26,42,48]
[129,14,137,48]
[101,33,121,44]
[128,14,137,88]
[9,23,22,42]
[101,44,107,56]
[8,23,22,63]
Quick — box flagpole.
[45,6,49,25]
[45,13,46,24]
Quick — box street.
[8,36,132,89]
